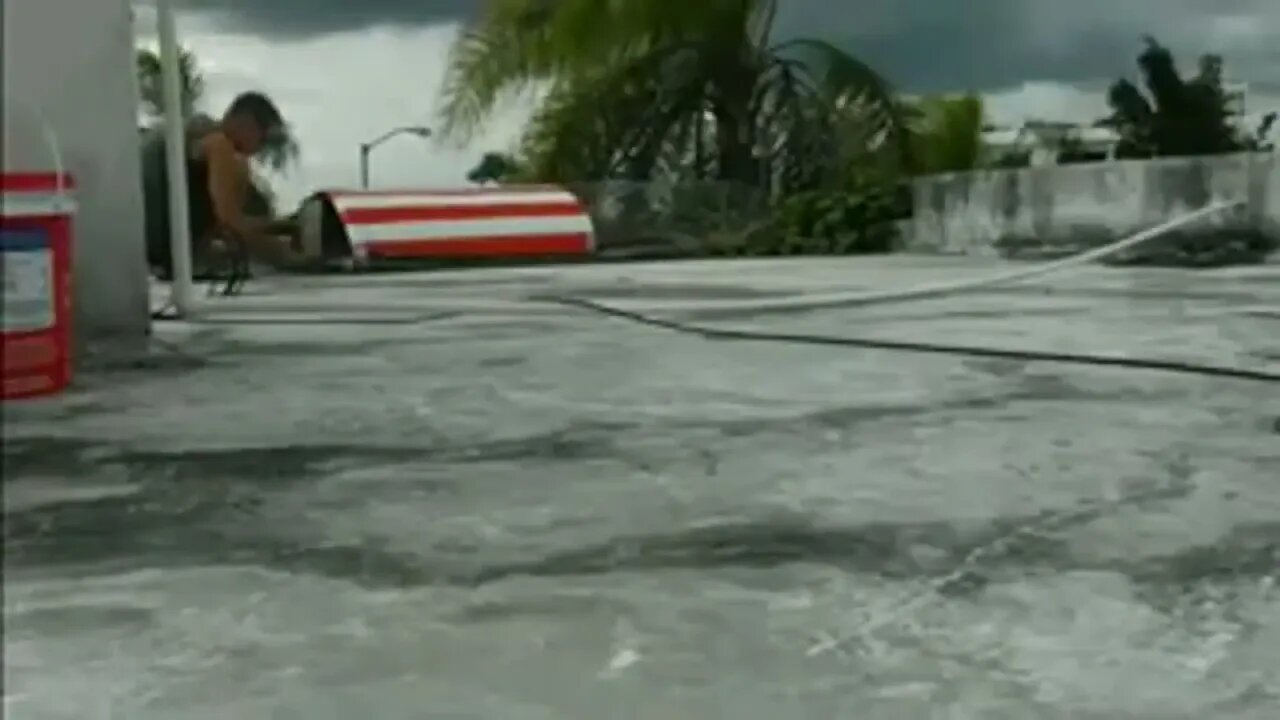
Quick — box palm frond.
[748,0,780,48]
[437,24,544,144]
[443,0,909,191]
[772,38,909,161]
[438,0,777,143]
[437,0,678,143]
[517,43,713,182]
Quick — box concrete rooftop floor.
[3,255,1279,719]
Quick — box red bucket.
[2,172,75,400]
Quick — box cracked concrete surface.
[3,256,1279,719]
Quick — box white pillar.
[157,0,196,316]
[1,0,151,346]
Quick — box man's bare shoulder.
[199,132,249,180]
[198,130,238,159]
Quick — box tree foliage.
[438,0,908,192]
[903,94,987,175]
[1104,37,1271,158]
[466,151,524,184]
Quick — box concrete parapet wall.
[908,153,1279,260]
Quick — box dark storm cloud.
[175,0,478,36]
[771,0,1280,92]
[179,0,1280,92]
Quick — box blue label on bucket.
[1,228,55,332]
[0,228,50,250]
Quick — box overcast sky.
[138,0,1280,208]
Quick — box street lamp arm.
[363,125,432,152]
[357,124,432,188]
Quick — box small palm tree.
[439,0,907,190]
[467,151,524,184]
[136,47,205,120]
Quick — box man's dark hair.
[226,91,284,134]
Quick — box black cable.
[547,295,1280,384]
[149,240,252,320]
[212,239,251,297]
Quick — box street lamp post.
[359,125,432,188]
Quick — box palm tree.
[438,0,907,191]
[134,46,300,172]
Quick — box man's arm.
[203,134,295,264]
[203,132,254,239]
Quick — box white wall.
[908,153,1280,256]
[2,0,150,348]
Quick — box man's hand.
[260,218,301,240]
[224,228,304,268]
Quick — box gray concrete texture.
[4,256,1279,718]
[910,153,1280,257]
[1,0,152,347]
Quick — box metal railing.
[567,180,772,258]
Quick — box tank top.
[140,116,220,277]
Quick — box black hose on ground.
[546,295,1280,385]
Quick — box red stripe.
[341,202,585,224]
[326,185,563,199]
[0,210,69,219]
[364,233,591,258]
[0,173,75,192]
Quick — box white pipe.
[579,200,1245,317]
[157,0,196,317]
[770,199,1244,312]
[17,101,70,209]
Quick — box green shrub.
[712,183,906,256]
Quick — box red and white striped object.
[321,186,594,260]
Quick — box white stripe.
[331,191,579,212]
[345,215,594,245]
[1,193,76,216]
